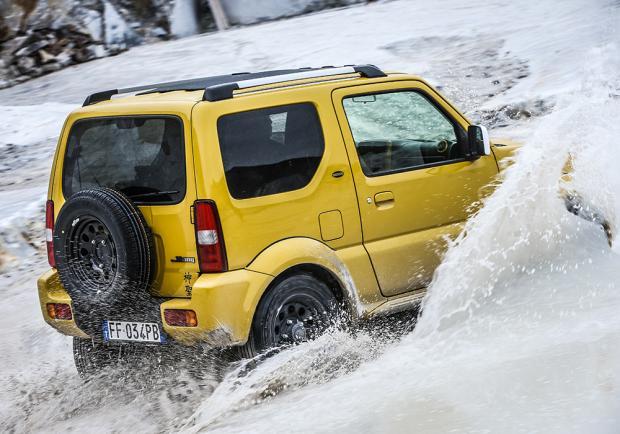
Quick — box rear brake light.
[164,309,197,327]
[46,303,72,320]
[194,200,227,273]
[45,200,55,268]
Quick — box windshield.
[62,116,185,204]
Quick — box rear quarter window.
[62,116,185,204]
[217,103,324,199]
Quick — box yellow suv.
[38,65,518,375]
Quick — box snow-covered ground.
[1,0,619,432]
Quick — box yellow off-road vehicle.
[39,64,524,375]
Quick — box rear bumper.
[160,269,272,346]
[37,268,273,347]
[37,269,89,339]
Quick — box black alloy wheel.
[67,215,118,291]
[239,273,339,358]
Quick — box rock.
[6,35,28,54]
[37,48,56,64]
[151,26,167,38]
[0,0,177,87]
[81,9,103,42]
[104,0,141,47]
[87,44,107,58]
[16,56,35,73]
[14,39,48,57]
[55,51,72,66]
[27,66,42,77]
[15,74,30,83]
[41,62,61,73]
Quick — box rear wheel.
[73,337,125,379]
[239,273,338,358]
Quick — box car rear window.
[62,116,185,204]
[217,103,324,199]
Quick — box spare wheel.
[53,188,157,335]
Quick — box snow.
[221,0,360,26]
[170,0,199,38]
[103,0,135,46]
[0,0,619,432]
[1,103,72,147]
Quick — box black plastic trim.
[203,83,240,102]
[353,65,387,78]
[83,89,118,107]
[83,65,387,105]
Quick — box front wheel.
[239,273,339,358]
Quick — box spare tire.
[53,188,156,335]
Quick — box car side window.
[217,103,324,199]
[342,91,463,176]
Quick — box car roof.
[79,65,411,109]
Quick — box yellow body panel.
[246,237,385,314]
[38,72,510,347]
[490,139,522,172]
[160,268,273,345]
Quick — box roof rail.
[82,64,386,106]
[203,65,385,101]
[82,76,220,106]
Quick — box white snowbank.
[0,103,74,147]
[170,0,199,38]
[103,0,134,46]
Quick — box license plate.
[103,320,165,343]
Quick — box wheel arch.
[264,263,345,305]
[246,237,362,319]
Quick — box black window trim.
[341,87,469,178]
[216,101,326,200]
[62,114,187,206]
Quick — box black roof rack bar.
[83,65,387,106]
[82,76,221,106]
[203,64,386,102]
[83,89,118,106]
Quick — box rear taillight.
[46,303,72,320]
[194,200,227,273]
[45,200,55,268]
[164,309,197,327]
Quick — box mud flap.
[564,192,613,247]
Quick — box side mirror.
[467,125,491,158]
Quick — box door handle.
[374,191,394,205]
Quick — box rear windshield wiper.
[126,190,180,200]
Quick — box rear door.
[332,80,498,297]
[61,114,199,298]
